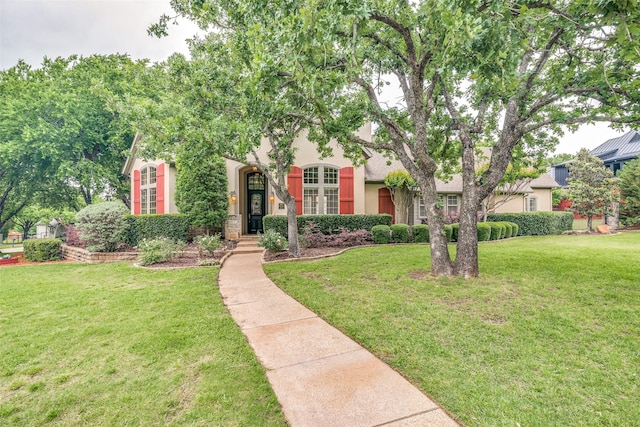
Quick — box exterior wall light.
[229,191,237,204]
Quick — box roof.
[591,130,640,162]
[364,151,558,192]
[122,133,143,176]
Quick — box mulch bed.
[140,241,237,269]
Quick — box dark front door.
[247,172,266,234]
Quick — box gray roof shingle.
[591,130,640,162]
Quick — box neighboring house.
[552,129,640,187]
[123,126,559,237]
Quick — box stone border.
[61,244,137,263]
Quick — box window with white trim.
[303,165,339,214]
[419,194,460,219]
[526,196,537,212]
[140,165,157,214]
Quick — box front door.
[247,171,266,234]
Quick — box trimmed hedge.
[451,223,459,242]
[487,222,502,240]
[511,222,519,236]
[412,224,429,243]
[486,212,573,236]
[263,214,393,237]
[125,214,191,246]
[500,222,514,238]
[477,223,492,241]
[444,225,453,242]
[372,225,391,244]
[390,224,410,243]
[23,238,62,262]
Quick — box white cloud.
[0,0,199,69]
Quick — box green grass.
[264,233,640,426]
[572,217,604,230]
[0,263,285,426]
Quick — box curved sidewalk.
[218,240,460,427]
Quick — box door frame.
[245,170,266,234]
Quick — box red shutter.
[339,167,354,214]
[156,163,165,214]
[287,166,302,214]
[133,170,141,215]
[378,187,395,223]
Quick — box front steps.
[232,235,263,255]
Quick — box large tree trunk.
[421,177,452,277]
[454,194,480,278]
[285,198,300,258]
[452,131,482,278]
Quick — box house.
[552,129,640,187]
[123,126,559,238]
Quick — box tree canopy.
[158,0,640,276]
[0,55,148,228]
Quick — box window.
[447,195,458,214]
[419,194,459,219]
[140,165,157,214]
[526,196,537,212]
[303,166,339,214]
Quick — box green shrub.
[510,222,519,236]
[500,222,513,238]
[137,237,186,266]
[125,214,191,246]
[451,223,459,242]
[412,224,430,243]
[477,223,492,241]
[486,222,501,240]
[258,229,288,252]
[194,234,222,256]
[263,214,393,237]
[444,225,453,242]
[390,224,410,243]
[75,202,129,252]
[486,212,573,236]
[372,225,391,244]
[23,238,62,262]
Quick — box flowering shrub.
[194,234,222,257]
[137,237,186,266]
[258,229,288,252]
[64,224,86,248]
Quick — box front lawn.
[264,233,640,426]
[0,263,285,426]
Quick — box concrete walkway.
[218,238,460,427]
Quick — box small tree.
[568,149,618,231]
[175,140,229,231]
[384,170,416,225]
[618,158,640,227]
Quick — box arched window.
[303,165,339,214]
[140,165,157,214]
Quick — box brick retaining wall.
[62,245,138,263]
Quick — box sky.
[0,0,631,155]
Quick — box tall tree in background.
[618,158,640,226]
[175,139,229,231]
[0,55,147,230]
[0,62,56,231]
[568,148,618,231]
[161,0,640,276]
